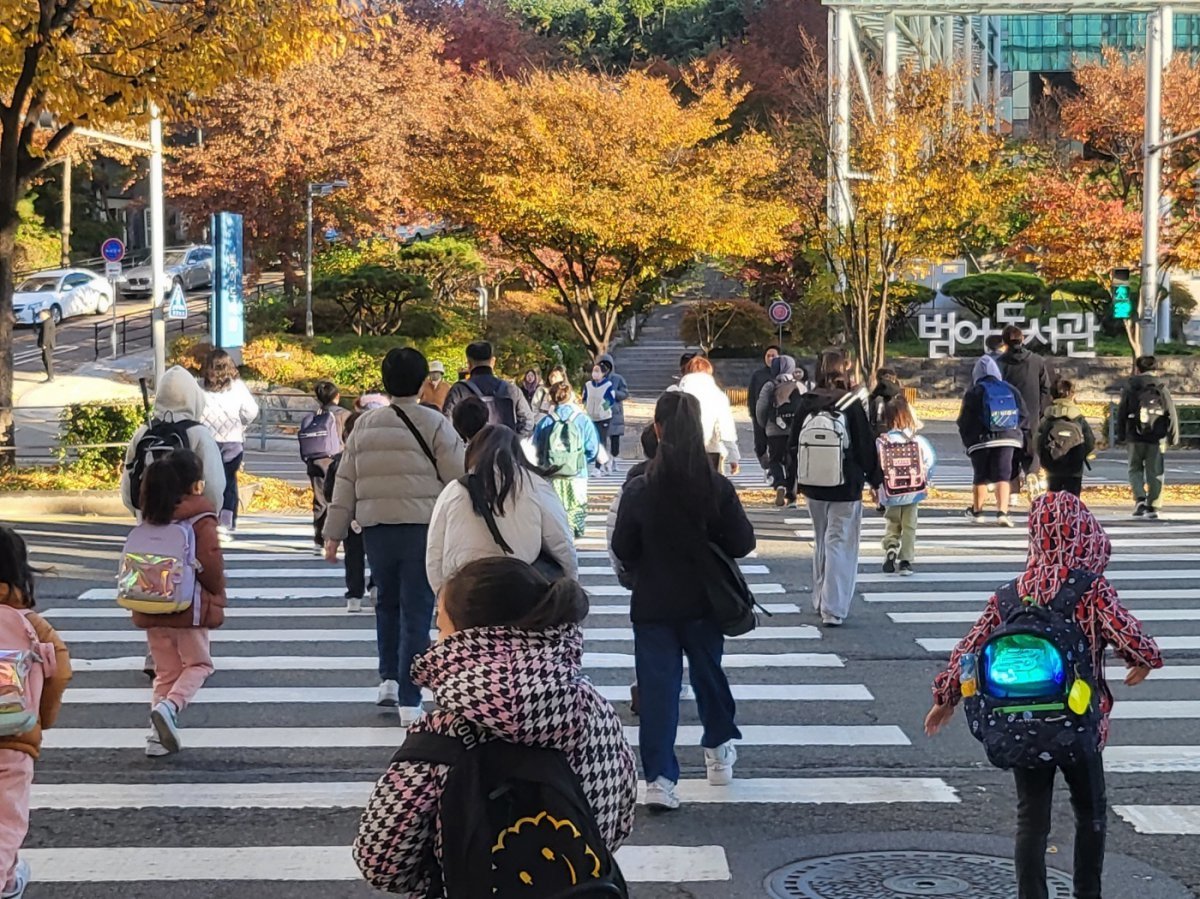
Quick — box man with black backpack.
[754,354,804,507]
[442,341,534,438]
[1036,378,1095,497]
[1117,355,1180,519]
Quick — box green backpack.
[539,410,587,477]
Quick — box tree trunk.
[60,155,73,268]
[0,211,16,470]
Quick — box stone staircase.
[609,303,698,401]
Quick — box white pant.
[808,500,863,620]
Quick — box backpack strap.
[390,731,469,767]
[463,379,486,399]
[457,474,515,556]
[1048,571,1100,618]
[392,406,443,484]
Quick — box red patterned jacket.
[933,491,1164,748]
[354,624,637,896]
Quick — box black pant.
[308,458,333,545]
[610,434,621,458]
[41,346,54,380]
[344,529,367,598]
[1046,474,1083,496]
[221,448,244,527]
[766,435,793,499]
[1013,755,1106,899]
[752,422,768,466]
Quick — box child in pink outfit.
[0,527,72,899]
[128,451,227,758]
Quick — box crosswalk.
[791,507,1200,845]
[26,506,958,894]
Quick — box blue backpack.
[979,379,1019,432]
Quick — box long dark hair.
[646,390,714,520]
[465,424,556,516]
[442,557,588,631]
[203,349,239,392]
[816,349,852,391]
[140,450,205,525]
[0,527,38,608]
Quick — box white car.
[12,269,114,325]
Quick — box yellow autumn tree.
[411,64,793,354]
[0,0,349,456]
[789,56,1010,379]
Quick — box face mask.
[430,373,443,383]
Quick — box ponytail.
[512,578,589,630]
[442,557,587,632]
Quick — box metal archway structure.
[822,0,1200,354]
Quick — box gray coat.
[597,354,629,436]
[754,356,804,439]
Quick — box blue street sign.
[210,212,245,350]
[166,282,188,320]
[100,238,125,263]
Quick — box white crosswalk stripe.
[31,509,947,894]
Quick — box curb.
[0,490,126,518]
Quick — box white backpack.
[0,606,56,737]
[116,513,215,622]
[796,393,857,489]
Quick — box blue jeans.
[633,618,741,784]
[364,524,435,706]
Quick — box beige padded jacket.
[323,397,466,540]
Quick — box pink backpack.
[0,606,56,737]
[877,436,929,506]
[117,513,215,623]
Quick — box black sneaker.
[899,561,913,576]
[1133,501,1148,519]
[882,550,897,574]
[964,507,984,524]
[1147,508,1160,520]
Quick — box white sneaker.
[821,613,844,627]
[704,741,737,786]
[679,683,692,701]
[346,596,363,614]
[399,706,424,728]
[149,700,181,754]
[644,777,681,811]
[376,680,400,707]
[312,544,325,556]
[144,733,170,758]
[217,525,234,547]
[1,857,29,899]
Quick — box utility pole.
[149,105,166,384]
[1140,8,1166,357]
[59,155,72,268]
[305,189,315,338]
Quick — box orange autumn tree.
[411,64,792,354]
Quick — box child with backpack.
[1036,378,1095,497]
[354,557,637,897]
[298,381,350,553]
[323,412,372,613]
[876,395,935,576]
[118,451,227,757]
[1117,355,1180,519]
[533,380,605,538]
[755,355,806,507]
[925,491,1162,899]
[956,354,1029,528]
[583,362,617,452]
[0,527,71,899]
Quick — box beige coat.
[324,397,466,540]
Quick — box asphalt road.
[11,494,1200,899]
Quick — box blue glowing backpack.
[963,572,1101,769]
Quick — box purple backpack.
[117,513,215,622]
[298,409,342,461]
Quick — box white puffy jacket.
[201,379,260,444]
[678,372,741,464]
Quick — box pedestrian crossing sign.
[166,283,188,320]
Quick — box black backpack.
[1130,382,1171,441]
[393,732,629,899]
[1039,416,1086,466]
[465,380,518,430]
[963,572,1101,770]
[126,419,199,511]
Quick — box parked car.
[11,269,114,325]
[122,245,213,296]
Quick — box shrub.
[168,335,210,373]
[941,273,1051,319]
[680,300,775,354]
[313,265,433,336]
[59,401,145,474]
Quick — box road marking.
[1104,745,1200,773]
[860,553,1200,566]
[1106,665,1200,680]
[638,777,957,805]
[215,564,770,579]
[73,651,845,672]
[859,569,1200,585]
[19,845,730,883]
[56,624,818,644]
[893,608,1200,624]
[48,602,804,619]
[865,589,1200,604]
[920,635,1200,653]
[41,724,908,750]
[80,583,788,601]
[60,683,873,706]
[1112,701,1200,719]
[1113,806,1200,834]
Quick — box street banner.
[211,211,245,352]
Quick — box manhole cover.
[766,851,1073,898]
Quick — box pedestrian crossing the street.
[26,509,957,895]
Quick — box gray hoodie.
[756,355,804,438]
[120,366,227,515]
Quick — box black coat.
[611,469,756,624]
[785,387,882,503]
[998,346,1051,422]
[748,365,773,424]
[956,377,1030,454]
[441,366,535,438]
[36,317,55,349]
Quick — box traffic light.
[1112,268,1132,321]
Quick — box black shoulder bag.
[392,405,443,484]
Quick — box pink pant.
[0,748,33,889]
[147,628,214,712]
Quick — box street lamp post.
[305,180,348,339]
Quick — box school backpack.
[1040,416,1086,465]
[538,410,587,478]
[962,572,1101,770]
[392,732,629,899]
[796,393,856,489]
[771,381,803,433]
[0,606,56,737]
[1130,382,1171,441]
[116,512,216,619]
[125,419,199,511]
[465,379,519,430]
[876,436,929,506]
[298,409,342,461]
[978,379,1020,432]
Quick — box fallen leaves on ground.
[243,477,312,513]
